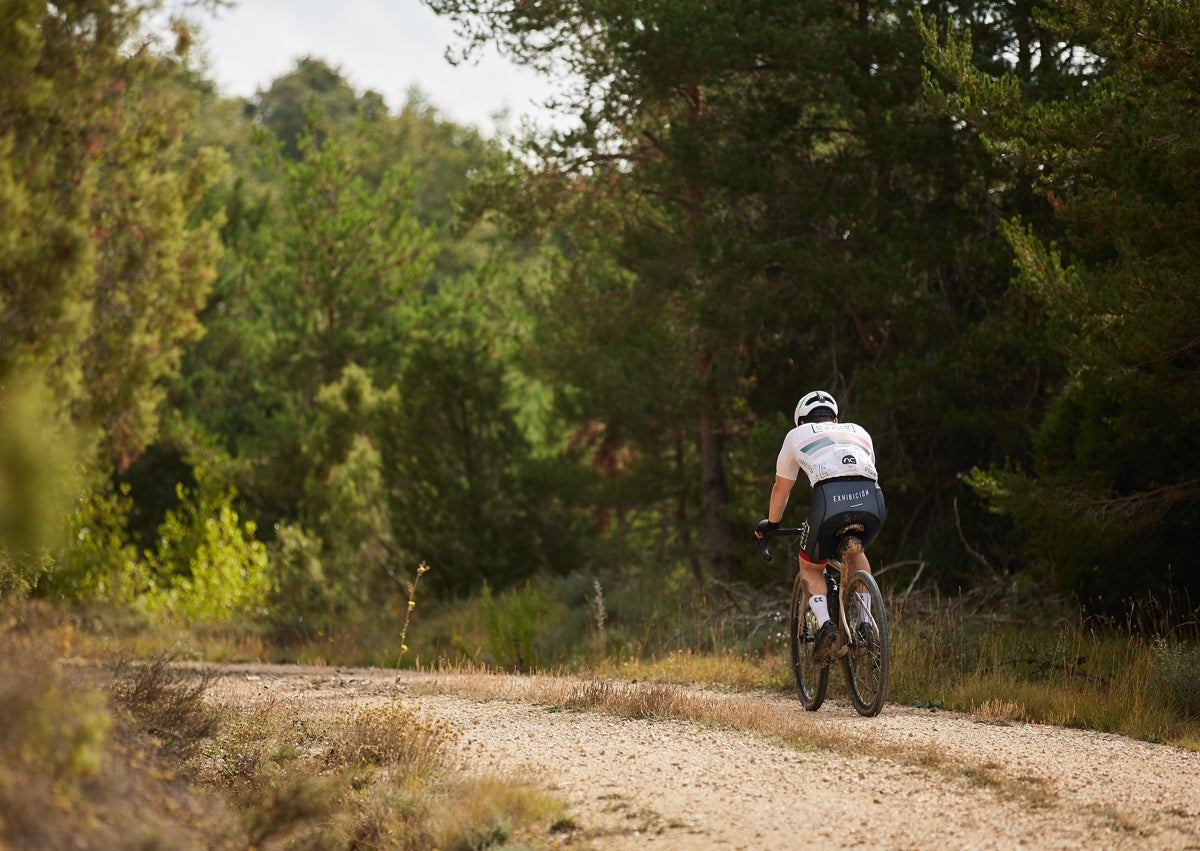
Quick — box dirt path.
[208,665,1200,850]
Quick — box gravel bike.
[758,525,890,716]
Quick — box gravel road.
[209,666,1200,850]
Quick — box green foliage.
[47,483,146,606]
[265,522,330,630]
[174,116,437,535]
[12,0,1197,647]
[301,365,398,608]
[260,118,435,389]
[248,57,387,159]
[923,0,1200,609]
[0,0,225,470]
[0,373,83,581]
[379,289,579,598]
[481,580,570,672]
[44,462,271,625]
[145,478,272,624]
[430,0,1079,588]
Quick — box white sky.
[194,0,564,134]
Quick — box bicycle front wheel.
[789,570,829,710]
[841,569,890,717]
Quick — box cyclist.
[754,390,887,663]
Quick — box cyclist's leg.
[799,551,828,596]
[797,506,830,599]
[844,549,874,624]
[798,500,836,643]
[845,485,887,622]
[844,548,871,574]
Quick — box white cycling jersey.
[775,422,878,486]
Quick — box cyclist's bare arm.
[767,474,797,526]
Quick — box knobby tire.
[841,569,890,717]
[789,569,829,711]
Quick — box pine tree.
[1,1,222,572]
[923,0,1200,608]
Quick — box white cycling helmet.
[794,390,838,425]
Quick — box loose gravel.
[209,666,1200,850]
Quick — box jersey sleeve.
[775,436,800,481]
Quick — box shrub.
[45,483,147,606]
[266,522,331,633]
[0,627,110,846]
[481,579,570,672]
[327,702,458,781]
[144,479,272,624]
[108,653,221,754]
[1152,639,1200,718]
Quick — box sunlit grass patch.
[890,599,1200,747]
[327,702,458,781]
[601,649,790,694]
[972,698,1029,723]
[425,776,575,850]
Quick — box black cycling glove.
[755,518,780,536]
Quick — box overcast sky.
[196,0,564,134]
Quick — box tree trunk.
[699,404,733,582]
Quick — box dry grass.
[108,652,222,753]
[0,607,239,849]
[193,689,574,849]
[600,649,790,693]
[425,776,574,850]
[0,602,578,850]
[326,702,458,778]
[971,698,1030,723]
[886,595,1200,747]
[410,669,946,766]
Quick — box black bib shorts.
[798,476,887,564]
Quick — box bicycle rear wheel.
[841,569,890,717]
[789,570,829,710]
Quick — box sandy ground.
[208,665,1200,850]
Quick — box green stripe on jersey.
[800,433,872,455]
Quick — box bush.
[143,478,272,624]
[0,618,118,848]
[481,579,571,672]
[266,522,331,632]
[1152,639,1200,718]
[45,483,147,606]
[108,653,221,754]
[327,703,457,780]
